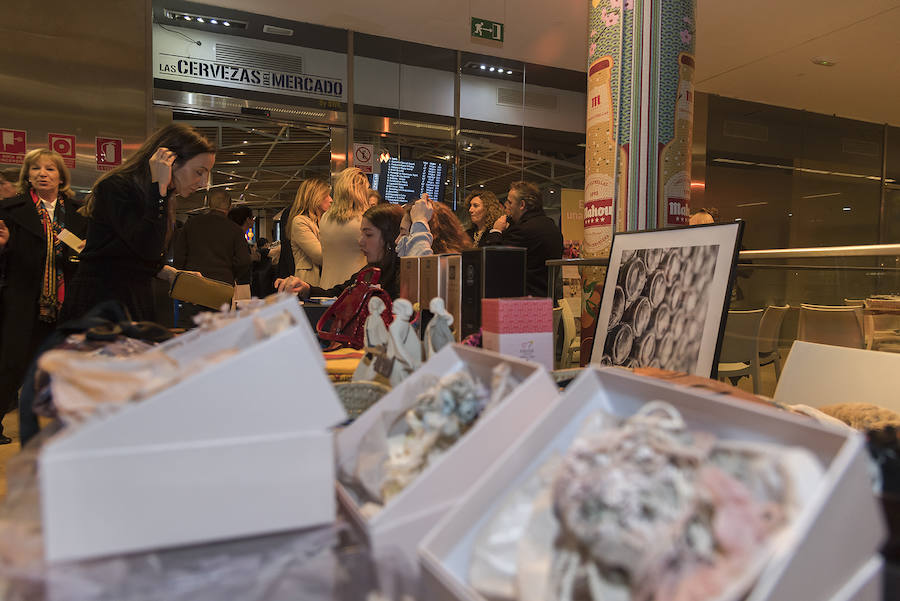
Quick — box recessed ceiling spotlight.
[242,140,248,144]
[223,21,231,26]
[184,15,192,20]
[196,17,204,23]
[489,67,495,72]
[811,57,837,67]
[842,206,852,211]
[480,65,486,70]
[506,70,513,74]
[479,183,485,188]
[210,19,218,24]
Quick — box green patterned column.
[580,0,697,362]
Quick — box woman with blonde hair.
[284,177,332,285]
[318,167,369,288]
[465,190,504,247]
[0,149,87,443]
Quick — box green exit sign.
[471,17,503,42]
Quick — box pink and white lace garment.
[469,402,823,601]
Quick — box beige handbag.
[169,272,234,309]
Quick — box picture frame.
[589,222,744,377]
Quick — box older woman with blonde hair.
[465,190,504,247]
[318,167,369,288]
[0,149,87,443]
[283,177,332,285]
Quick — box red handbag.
[316,267,393,350]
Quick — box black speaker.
[460,247,527,338]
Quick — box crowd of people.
[0,122,565,444]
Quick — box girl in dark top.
[61,124,215,322]
[276,203,403,300]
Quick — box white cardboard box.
[40,297,348,562]
[826,555,883,601]
[775,340,900,413]
[335,344,558,569]
[420,367,886,601]
[481,332,554,371]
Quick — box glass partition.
[548,245,900,395]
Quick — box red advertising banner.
[96,137,123,171]
[0,128,27,165]
[49,133,77,168]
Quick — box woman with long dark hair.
[276,203,403,299]
[0,150,87,443]
[61,124,215,322]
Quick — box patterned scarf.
[31,189,65,323]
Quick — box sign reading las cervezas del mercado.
[153,25,345,101]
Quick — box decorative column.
[580,0,697,362]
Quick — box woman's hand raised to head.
[149,147,177,197]
[275,276,311,298]
[410,194,434,224]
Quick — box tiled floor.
[0,413,21,501]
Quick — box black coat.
[0,193,87,402]
[61,173,169,322]
[483,207,563,297]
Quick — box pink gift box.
[481,297,553,334]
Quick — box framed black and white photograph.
[590,222,744,377]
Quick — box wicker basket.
[333,380,391,419]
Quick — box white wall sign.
[153,24,346,102]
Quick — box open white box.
[40,297,348,563]
[420,366,886,601]
[775,340,900,413]
[335,344,558,569]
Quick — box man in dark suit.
[173,189,251,328]
[483,181,563,297]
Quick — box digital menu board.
[376,158,447,204]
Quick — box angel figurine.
[388,299,422,386]
[425,297,454,359]
[352,296,394,382]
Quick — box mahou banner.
[581,0,696,363]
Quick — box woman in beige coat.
[318,167,369,289]
[285,177,332,286]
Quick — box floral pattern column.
[580,0,697,362]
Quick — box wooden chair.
[717,309,765,394]
[558,298,581,368]
[757,305,789,380]
[797,303,866,349]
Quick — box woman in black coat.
[61,124,216,323]
[464,190,504,248]
[0,150,87,443]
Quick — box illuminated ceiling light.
[489,67,495,72]
[235,151,246,156]
[223,21,231,26]
[196,17,204,22]
[788,213,793,217]
[479,183,485,188]
[811,57,837,67]
[184,15,192,20]
[506,70,513,74]
[480,65,486,70]
[210,19,218,24]
[842,206,852,211]
[242,140,248,144]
